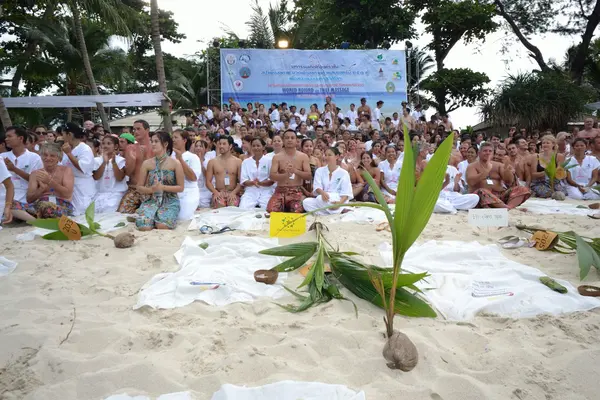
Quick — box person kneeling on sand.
[18,143,74,221]
[206,136,242,208]
[239,138,275,209]
[467,142,531,209]
[267,130,312,213]
[303,147,353,215]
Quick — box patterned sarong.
[266,186,305,213]
[474,186,531,208]
[211,191,241,209]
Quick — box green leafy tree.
[420,68,490,113]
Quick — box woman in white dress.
[193,140,212,209]
[456,146,478,193]
[378,145,403,203]
[61,122,96,215]
[172,129,202,220]
[565,138,600,200]
[303,147,353,215]
[92,136,127,213]
[239,138,275,209]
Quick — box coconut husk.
[382,330,418,372]
[254,269,278,284]
[113,232,135,248]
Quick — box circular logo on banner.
[386,82,396,93]
[239,67,251,79]
[233,80,244,91]
[225,54,237,65]
[392,72,402,80]
[239,54,251,64]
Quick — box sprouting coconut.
[551,191,566,201]
[383,330,419,371]
[112,232,135,248]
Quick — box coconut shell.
[382,330,418,372]
[551,191,566,201]
[114,232,135,248]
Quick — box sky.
[158,0,581,130]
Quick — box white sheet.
[16,212,130,241]
[134,236,288,309]
[211,381,366,400]
[188,207,267,231]
[105,392,191,400]
[379,241,600,321]
[0,256,17,277]
[518,199,594,216]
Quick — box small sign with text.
[468,209,508,227]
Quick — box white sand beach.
[1,207,600,400]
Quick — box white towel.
[211,381,366,400]
[0,256,17,277]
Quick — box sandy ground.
[1,207,600,400]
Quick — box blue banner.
[220,49,407,115]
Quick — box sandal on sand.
[589,213,600,220]
[497,236,532,249]
[578,285,600,297]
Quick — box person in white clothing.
[303,147,353,215]
[61,122,96,215]
[92,136,127,213]
[1,126,43,220]
[371,100,383,130]
[193,140,213,208]
[0,158,14,224]
[346,104,358,123]
[565,138,600,200]
[435,164,479,213]
[239,138,275,209]
[172,129,202,219]
[379,145,403,203]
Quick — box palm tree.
[151,0,172,133]
[68,0,132,131]
[247,0,275,48]
[168,68,207,111]
[406,47,435,106]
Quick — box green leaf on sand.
[259,242,318,257]
[575,233,600,280]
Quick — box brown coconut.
[551,191,566,201]
[382,330,419,372]
[113,232,135,248]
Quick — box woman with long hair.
[565,138,600,200]
[135,131,184,230]
[172,129,202,220]
[356,151,381,203]
[265,134,283,160]
[457,146,478,193]
[529,135,567,198]
[379,145,402,204]
[300,138,320,197]
[92,136,127,213]
[193,140,212,209]
[239,138,275,209]
[302,147,353,215]
[61,122,96,215]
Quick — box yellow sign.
[269,212,306,238]
[532,230,558,251]
[58,215,82,240]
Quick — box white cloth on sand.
[211,381,365,400]
[15,212,130,241]
[188,207,266,231]
[105,392,191,400]
[134,236,288,309]
[0,256,17,277]
[517,199,595,216]
[379,240,600,321]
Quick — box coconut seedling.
[28,202,135,248]
[545,153,575,199]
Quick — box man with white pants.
[435,165,479,213]
[239,138,275,209]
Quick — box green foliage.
[482,71,594,132]
[420,68,490,114]
[28,202,111,240]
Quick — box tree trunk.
[71,2,110,132]
[0,96,12,129]
[570,0,600,84]
[151,0,172,133]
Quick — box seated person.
[0,159,14,224]
[93,136,127,213]
[19,143,74,221]
[565,138,600,200]
[239,138,275,209]
[303,147,353,215]
[436,164,479,213]
[206,136,242,208]
[467,143,531,209]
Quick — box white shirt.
[411,110,423,120]
[298,113,307,122]
[205,109,214,120]
[346,109,358,122]
[372,108,382,122]
[93,155,127,193]
[0,158,11,208]
[566,155,600,186]
[313,166,353,201]
[391,118,400,127]
[457,160,469,185]
[379,159,403,191]
[205,150,217,162]
[241,155,272,185]
[442,165,460,193]
[197,157,210,189]
[0,149,43,203]
[172,151,202,189]
[62,142,97,198]
[365,140,373,151]
[270,109,280,122]
[232,113,243,123]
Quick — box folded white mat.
[105,392,191,400]
[211,381,366,400]
[188,207,267,232]
[15,212,130,241]
[0,256,17,277]
[379,240,600,321]
[518,199,593,216]
[134,236,288,309]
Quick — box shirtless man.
[206,136,242,208]
[267,129,312,213]
[117,119,153,213]
[578,118,600,140]
[467,142,531,209]
[357,97,372,119]
[505,142,528,185]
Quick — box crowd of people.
[1,98,599,230]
